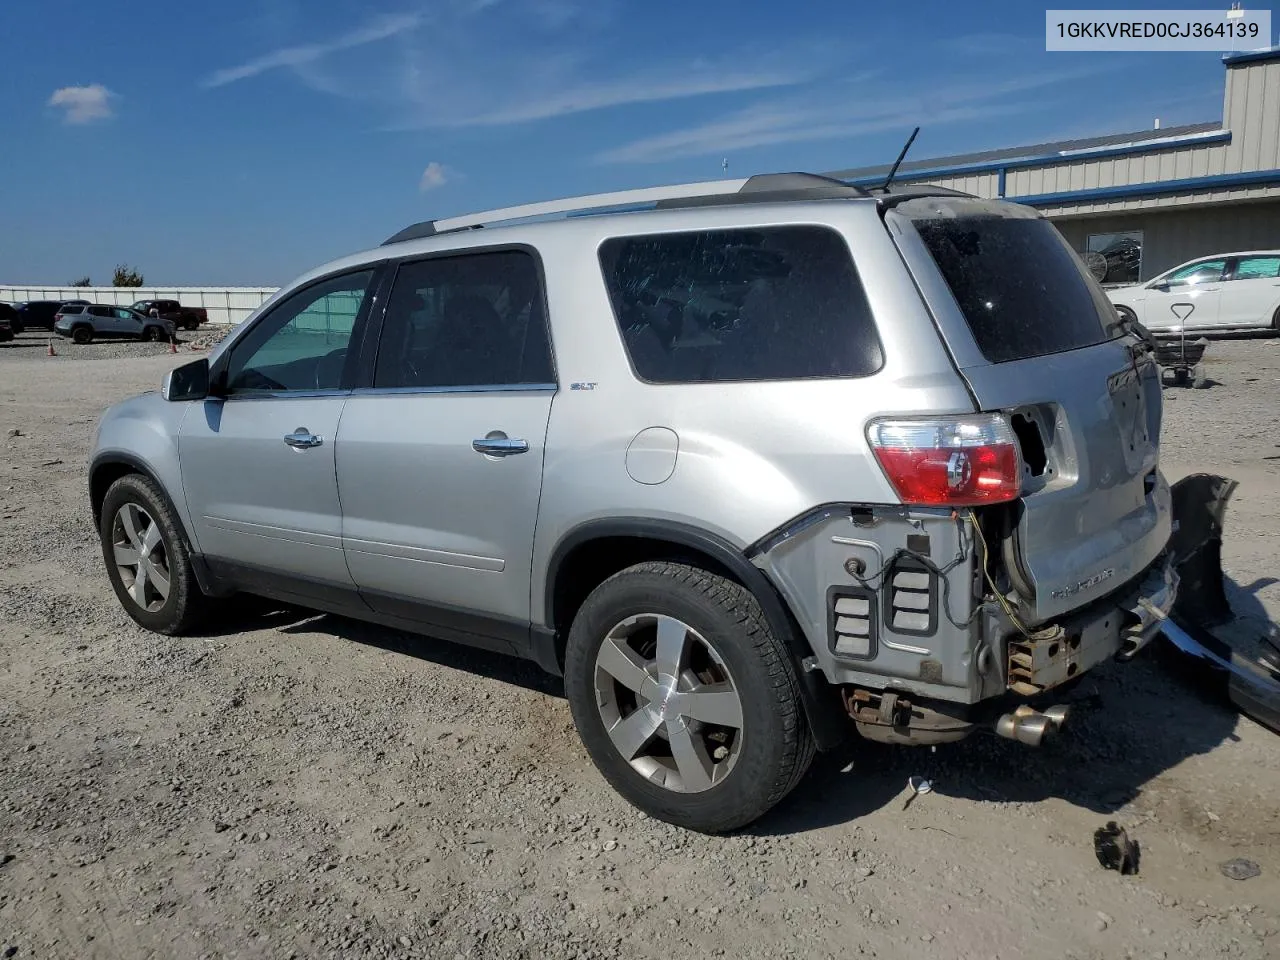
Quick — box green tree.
[112,264,144,287]
[70,276,92,287]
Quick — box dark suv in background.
[11,299,90,333]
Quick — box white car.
[1106,251,1280,334]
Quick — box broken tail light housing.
[867,413,1022,506]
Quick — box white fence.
[0,285,279,326]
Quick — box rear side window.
[599,226,883,383]
[60,305,85,315]
[374,249,554,389]
[913,216,1117,364]
[89,306,111,317]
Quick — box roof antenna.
[882,126,920,192]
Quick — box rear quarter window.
[598,225,883,383]
[912,215,1118,364]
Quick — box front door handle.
[472,436,529,457]
[284,428,324,449]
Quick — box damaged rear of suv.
[747,194,1175,757]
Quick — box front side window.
[599,226,883,383]
[1232,256,1280,280]
[114,308,138,320]
[1164,260,1226,285]
[225,270,373,394]
[373,250,553,389]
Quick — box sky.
[0,0,1262,286]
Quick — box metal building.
[829,48,1280,284]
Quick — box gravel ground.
[1,329,1278,960]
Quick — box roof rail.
[380,172,871,245]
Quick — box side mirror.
[161,357,210,402]
[1149,281,1170,292]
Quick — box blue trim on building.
[1223,47,1280,66]
[843,131,1232,186]
[1014,169,1280,207]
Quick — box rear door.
[1221,254,1280,329]
[335,248,555,648]
[889,198,1169,622]
[88,305,121,335]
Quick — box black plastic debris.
[1220,858,1261,881]
[1094,821,1140,875]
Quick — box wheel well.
[548,536,737,640]
[89,461,139,527]
[545,528,850,752]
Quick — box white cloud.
[419,161,449,190]
[203,12,422,88]
[48,84,115,124]
[597,65,1121,163]
[203,1,827,130]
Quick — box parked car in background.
[130,299,208,330]
[0,303,17,342]
[1107,251,1280,333]
[12,299,90,333]
[53,304,174,344]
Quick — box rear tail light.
[867,413,1022,506]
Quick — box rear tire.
[564,560,815,833]
[72,326,92,345]
[99,474,209,635]
[1272,305,1280,335]
[143,326,161,342]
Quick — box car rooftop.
[293,172,980,292]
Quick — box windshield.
[912,213,1120,364]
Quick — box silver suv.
[89,173,1178,832]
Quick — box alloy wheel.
[111,503,172,612]
[593,613,745,793]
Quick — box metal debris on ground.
[1219,858,1261,881]
[1093,821,1140,875]
[902,775,933,810]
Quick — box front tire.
[564,561,814,833]
[99,474,208,635]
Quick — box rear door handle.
[284,428,323,449]
[472,436,529,457]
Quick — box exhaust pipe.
[994,703,1070,747]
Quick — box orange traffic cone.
[46,339,56,357]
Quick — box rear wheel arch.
[543,518,848,751]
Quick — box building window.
[1083,231,1143,284]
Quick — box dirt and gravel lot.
[2,328,1278,960]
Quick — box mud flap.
[1163,473,1280,734]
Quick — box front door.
[111,307,146,338]
[336,249,556,646]
[178,268,376,597]
[1144,258,1225,331]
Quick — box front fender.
[90,392,197,551]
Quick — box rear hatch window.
[912,214,1120,363]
